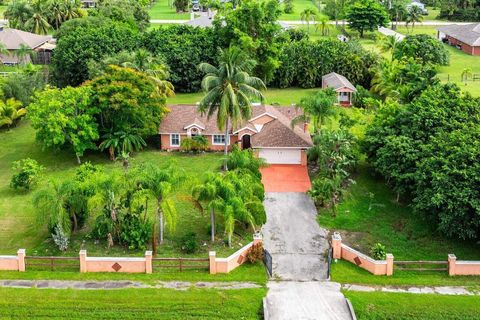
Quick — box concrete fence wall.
[332,233,393,276]
[448,254,480,276]
[79,250,152,274]
[209,235,262,274]
[0,249,25,272]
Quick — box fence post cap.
[145,251,153,256]
[332,232,342,240]
[79,249,87,255]
[17,249,26,254]
[448,254,457,260]
[386,253,394,259]
[253,233,262,240]
[209,251,216,256]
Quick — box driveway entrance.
[260,165,311,193]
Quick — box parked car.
[192,0,200,11]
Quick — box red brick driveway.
[260,165,311,193]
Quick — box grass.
[345,291,480,320]
[0,120,257,258]
[0,262,268,285]
[169,87,320,106]
[278,0,320,21]
[148,0,190,20]
[0,286,266,319]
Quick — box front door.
[242,135,251,149]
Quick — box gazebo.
[321,72,357,107]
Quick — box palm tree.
[0,99,26,129]
[99,130,146,161]
[15,43,34,64]
[4,1,32,30]
[370,60,401,100]
[380,35,399,60]
[26,0,50,35]
[198,46,266,169]
[192,173,225,242]
[405,5,423,32]
[315,14,330,36]
[461,68,472,83]
[291,89,338,135]
[48,0,64,30]
[142,164,183,244]
[300,8,317,33]
[61,0,82,23]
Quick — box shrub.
[370,243,386,260]
[393,34,449,66]
[180,135,209,152]
[119,212,152,250]
[226,145,264,178]
[52,226,69,251]
[10,158,45,191]
[246,243,264,263]
[180,232,199,254]
[283,0,293,13]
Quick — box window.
[170,134,180,146]
[213,134,228,145]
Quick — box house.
[81,0,96,8]
[159,104,313,165]
[0,28,55,65]
[437,23,480,56]
[321,72,357,106]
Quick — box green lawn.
[0,286,266,319]
[345,291,480,320]
[148,0,190,20]
[278,0,319,21]
[0,121,257,259]
[319,164,480,261]
[169,87,320,106]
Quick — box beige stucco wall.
[210,236,262,274]
[160,134,238,151]
[0,256,19,271]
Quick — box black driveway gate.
[263,249,272,277]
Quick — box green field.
[279,0,320,21]
[345,291,480,320]
[0,120,260,258]
[0,286,266,319]
[148,0,190,20]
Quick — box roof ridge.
[267,106,312,146]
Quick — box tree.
[393,34,449,66]
[315,14,331,36]
[141,163,183,244]
[284,0,294,13]
[405,5,423,31]
[28,86,99,164]
[26,0,51,34]
[380,35,399,60]
[10,158,44,191]
[99,130,147,161]
[323,0,352,26]
[4,0,32,30]
[291,89,338,135]
[93,0,150,30]
[300,8,318,33]
[198,46,266,168]
[461,68,472,83]
[345,0,390,37]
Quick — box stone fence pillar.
[332,232,342,259]
[209,251,217,274]
[448,254,457,276]
[386,253,394,276]
[79,250,87,273]
[253,234,262,246]
[145,251,152,274]
[17,249,25,272]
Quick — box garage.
[258,148,301,164]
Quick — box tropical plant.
[26,0,50,34]
[180,135,209,152]
[291,89,338,135]
[10,158,45,191]
[315,14,330,36]
[370,243,387,260]
[283,0,294,13]
[179,232,199,253]
[405,5,423,31]
[461,68,472,82]
[197,46,266,168]
[226,145,264,178]
[300,8,318,32]
[380,35,399,60]
[0,98,26,129]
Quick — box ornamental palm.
[380,35,399,60]
[315,14,330,36]
[4,1,32,30]
[198,46,266,168]
[405,5,423,32]
[291,88,338,135]
[0,99,26,129]
[300,8,317,33]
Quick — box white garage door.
[259,149,301,164]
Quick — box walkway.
[260,165,311,193]
[0,280,261,290]
[262,193,352,319]
[378,27,405,41]
[342,283,477,296]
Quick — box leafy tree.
[300,8,317,33]
[51,20,139,87]
[10,158,45,190]
[28,86,98,164]
[291,89,338,135]
[92,0,150,30]
[405,4,423,31]
[0,98,26,129]
[1,64,46,105]
[323,0,352,25]
[345,0,389,37]
[393,34,449,66]
[283,0,294,13]
[198,46,265,167]
[4,0,32,30]
[213,0,283,82]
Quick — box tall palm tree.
[15,43,34,64]
[198,46,266,169]
[461,68,472,83]
[142,164,183,244]
[291,89,338,135]
[300,8,318,33]
[4,1,32,30]
[315,14,330,36]
[405,5,423,32]
[26,0,50,35]
[48,0,64,30]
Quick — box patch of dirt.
[328,229,373,253]
[392,218,407,232]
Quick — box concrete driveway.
[262,192,329,280]
[260,165,311,193]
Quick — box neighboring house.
[321,72,357,106]
[159,104,313,165]
[437,23,480,56]
[407,1,428,15]
[0,28,55,65]
[81,0,96,8]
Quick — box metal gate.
[263,249,272,277]
[327,246,333,279]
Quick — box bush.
[10,158,45,191]
[246,243,264,263]
[119,212,152,250]
[393,34,449,66]
[180,135,209,152]
[180,232,199,254]
[283,0,293,13]
[226,145,264,178]
[370,243,386,260]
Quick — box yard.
[0,120,257,259]
[278,0,320,21]
[148,0,190,20]
[0,286,266,319]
